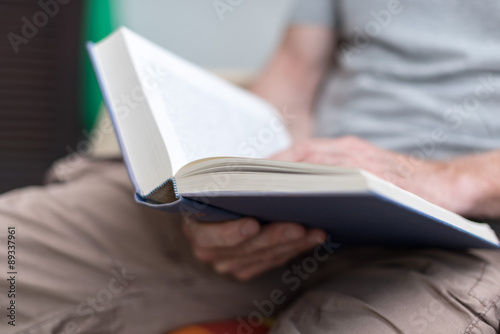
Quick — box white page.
[91,31,173,197]
[121,28,292,175]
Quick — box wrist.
[439,158,498,220]
[399,159,474,217]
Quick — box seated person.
[1,1,499,333]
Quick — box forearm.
[250,48,318,141]
[250,26,333,142]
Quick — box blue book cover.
[134,186,500,249]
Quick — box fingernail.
[241,220,259,236]
[215,262,230,273]
[285,227,303,241]
[196,235,210,247]
[308,232,326,244]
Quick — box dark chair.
[0,0,83,193]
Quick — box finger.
[269,141,312,162]
[214,229,327,276]
[232,230,327,280]
[299,137,373,156]
[271,137,374,162]
[302,152,350,166]
[216,229,325,275]
[185,217,260,248]
[233,254,293,281]
[238,223,306,254]
[193,222,306,262]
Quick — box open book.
[88,27,499,249]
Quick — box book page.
[124,28,292,175]
[90,32,173,197]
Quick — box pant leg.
[270,248,500,334]
[0,157,297,334]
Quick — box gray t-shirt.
[290,0,500,160]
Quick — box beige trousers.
[0,157,499,334]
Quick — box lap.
[272,248,500,334]
[0,157,293,334]
[1,157,499,334]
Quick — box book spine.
[135,193,242,222]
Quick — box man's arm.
[273,136,500,221]
[250,26,334,141]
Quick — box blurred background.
[0,0,295,194]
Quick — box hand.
[272,136,468,215]
[183,217,326,281]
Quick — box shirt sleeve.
[288,0,335,27]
